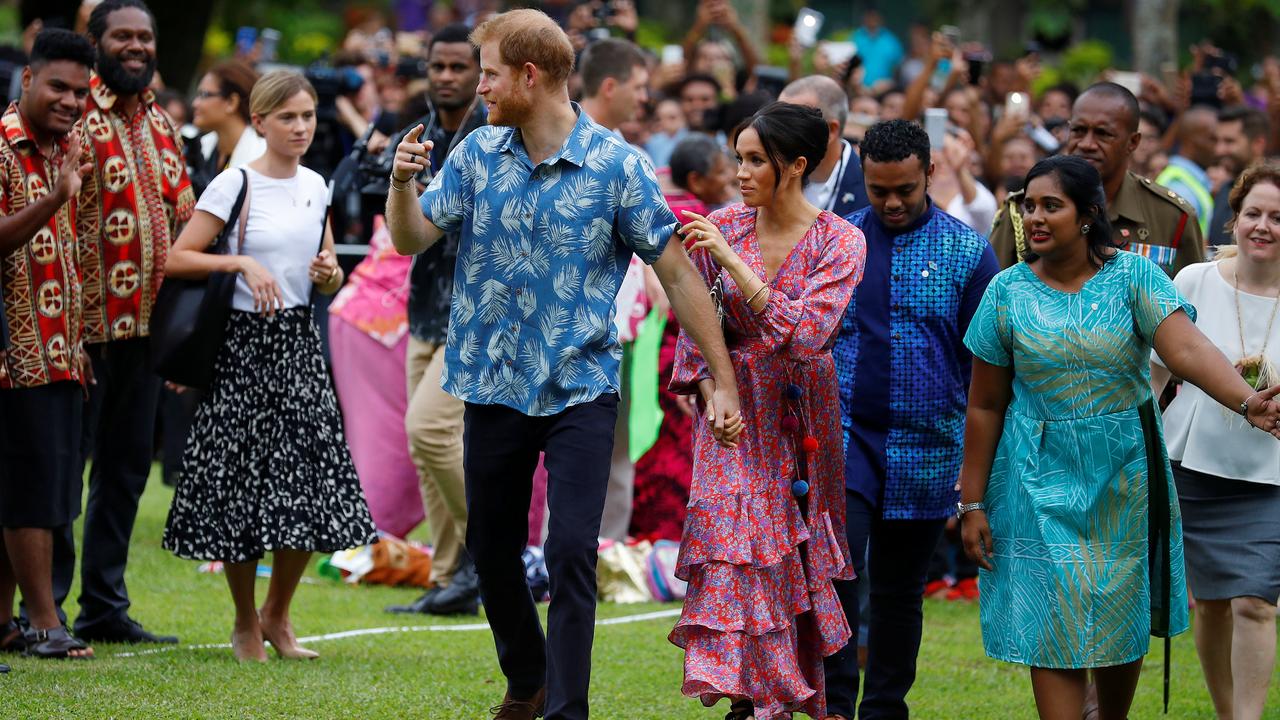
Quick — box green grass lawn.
[2,471,1273,718]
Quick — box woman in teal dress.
[956,156,1280,720]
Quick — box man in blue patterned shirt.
[824,120,1000,720]
[385,10,739,720]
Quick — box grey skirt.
[1173,462,1280,602]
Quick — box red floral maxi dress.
[669,204,866,719]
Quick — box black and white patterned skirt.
[163,308,378,563]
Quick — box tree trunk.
[1131,0,1180,77]
[151,0,218,93]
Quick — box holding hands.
[1243,384,1280,440]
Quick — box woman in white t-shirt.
[161,71,376,663]
[1151,163,1280,720]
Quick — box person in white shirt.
[1151,163,1280,720]
[187,59,267,197]
[162,70,376,663]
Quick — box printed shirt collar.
[89,71,156,114]
[498,102,596,168]
[1,102,68,158]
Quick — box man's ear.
[523,62,538,89]
[20,66,31,96]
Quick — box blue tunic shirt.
[834,203,999,519]
[418,105,678,416]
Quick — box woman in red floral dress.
[670,102,867,719]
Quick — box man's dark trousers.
[463,393,617,720]
[50,337,161,630]
[825,489,948,719]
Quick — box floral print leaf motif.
[472,197,492,238]
[573,305,605,340]
[478,278,510,326]
[581,217,615,264]
[539,165,562,192]
[554,174,602,220]
[517,285,538,318]
[500,196,528,233]
[548,220,578,258]
[458,330,481,367]
[584,266,615,304]
[493,153,526,194]
[627,206,660,254]
[520,339,551,387]
[553,265,582,303]
[620,170,646,209]
[431,191,463,227]
[585,141,618,174]
[538,304,569,346]
[453,287,476,325]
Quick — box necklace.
[1232,260,1280,389]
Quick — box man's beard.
[430,91,475,113]
[489,90,533,127]
[97,47,156,96]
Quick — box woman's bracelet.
[745,283,769,308]
[1240,391,1261,418]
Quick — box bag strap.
[235,169,251,255]
[209,168,249,256]
[308,181,335,305]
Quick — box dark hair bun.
[734,101,830,187]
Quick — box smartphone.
[1028,124,1060,153]
[940,24,961,47]
[661,44,684,66]
[924,108,949,150]
[794,8,825,48]
[1110,70,1141,97]
[259,28,281,64]
[235,27,258,57]
[1005,92,1029,120]
[1190,73,1224,108]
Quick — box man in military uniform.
[990,82,1204,277]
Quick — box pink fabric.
[328,317,423,538]
[668,205,867,720]
[329,217,411,348]
[527,454,548,547]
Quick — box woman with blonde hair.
[1151,162,1280,720]
[162,70,377,662]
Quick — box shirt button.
[515,288,523,296]
[505,359,513,367]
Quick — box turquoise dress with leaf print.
[963,251,1191,669]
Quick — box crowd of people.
[0,2,1278,720]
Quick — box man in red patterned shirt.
[0,28,96,660]
[52,0,193,645]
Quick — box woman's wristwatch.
[956,501,986,519]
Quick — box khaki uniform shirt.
[988,171,1205,277]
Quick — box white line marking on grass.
[113,607,681,658]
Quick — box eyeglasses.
[194,90,227,100]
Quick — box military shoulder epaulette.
[1138,174,1195,214]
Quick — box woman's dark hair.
[669,133,725,192]
[730,101,828,191]
[1021,155,1116,266]
[207,59,259,126]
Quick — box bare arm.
[163,210,243,279]
[651,237,741,444]
[1153,309,1280,436]
[386,125,445,255]
[959,358,1013,571]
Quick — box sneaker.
[946,577,980,602]
[924,579,953,599]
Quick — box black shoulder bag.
[150,168,250,389]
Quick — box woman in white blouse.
[162,70,376,663]
[1151,162,1280,720]
[187,59,267,197]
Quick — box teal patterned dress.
[963,251,1192,669]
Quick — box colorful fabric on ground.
[0,103,85,389]
[77,73,194,343]
[964,251,1191,668]
[330,217,411,349]
[669,205,865,720]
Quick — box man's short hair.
[579,39,646,98]
[860,118,931,168]
[87,0,154,43]
[29,28,95,71]
[470,9,575,85]
[1219,104,1270,143]
[430,23,479,62]
[1077,82,1140,133]
[780,75,849,133]
[678,73,722,98]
